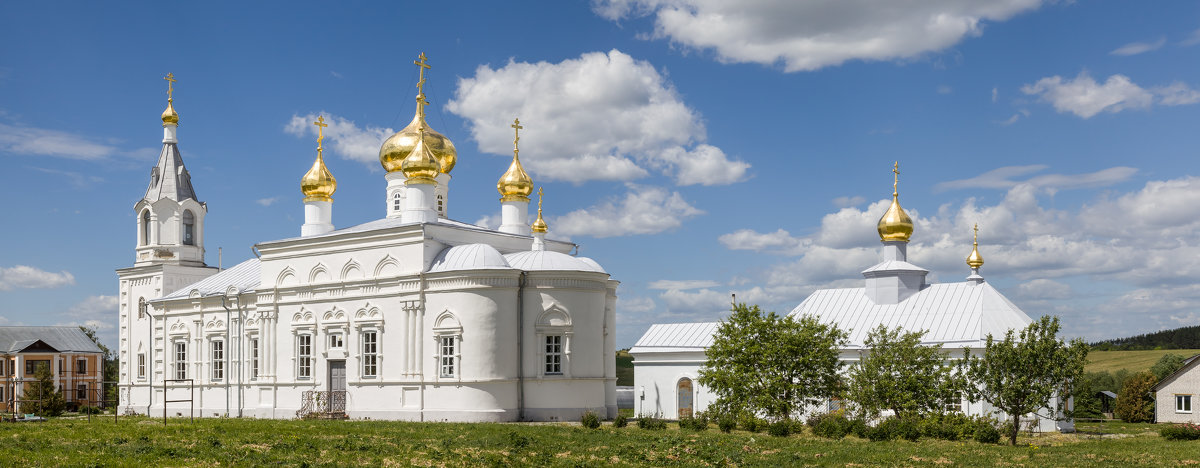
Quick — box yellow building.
[1,327,105,413]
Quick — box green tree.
[1149,353,1186,381]
[958,315,1088,445]
[1114,371,1156,423]
[25,363,65,416]
[79,326,118,407]
[699,303,847,422]
[846,325,960,421]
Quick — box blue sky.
[2,1,1199,350]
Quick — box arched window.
[182,210,195,245]
[437,194,444,214]
[141,210,151,246]
[392,192,403,212]
[138,297,147,319]
[677,377,694,419]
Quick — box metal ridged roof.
[157,258,260,301]
[428,244,511,272]
[630,322,720,351]
[0,327,103,354]
[788,281,1032,348]
[504,250,606,273]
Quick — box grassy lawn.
[2,417,1197,467]
[1085,349,1200,374]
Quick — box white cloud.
[718,228,806,254]
[474,213,502,230]
[1182,28,1200,47]
[0,265,75,291]
[992,87,998,103]
[833,196,865,208]
[648,279,721,290]
[28,167,104,188]
[446,50,748,185]
[1012,279,1072,300]
[1022,71,1200,118]
[0,123,116,160]
[935,165,1137,193]
[618,296,657,313]
[255,197,280,207]
[1110,37,1166,56]
[285,113,394,167]
[937,85,953,95]
[553,184,704,238]
[593,0,1046,72]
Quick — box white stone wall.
[1156,363,1200,424]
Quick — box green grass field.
[1084,349,1200,374]
[1,417,1195,467]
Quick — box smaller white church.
[117,58,618,422]
[631,165,1071,432]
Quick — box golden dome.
[531,187,548,233]
[161,99,179,126]
[967,224,984,269]
[301,153,336,202]
[401,127,441,184]
[498,118,534,201]
[877,162,914,242]
[379,107,457,174]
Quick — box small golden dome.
[161,99,179,126]
[379,101,457,174]
[531,187,548,233]
[497,156,533,202]
[877,162,914,242]
[967,224,984,269]
[401,128,441,185]
[301,153,336,202]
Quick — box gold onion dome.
[531,188,548,233]
[877,161,914,242]
[401,128,441,184]
[379,110,457,174]
[302,116,337,202]
[967,224,984,269]
[161,100,179,126]
[498,118,533,201]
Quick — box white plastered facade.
[1154,355,1200,424]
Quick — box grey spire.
[144,143,198,202]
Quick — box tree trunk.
[1009,411,1020,446]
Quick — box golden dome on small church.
[301,116,336,202]
[967,224,985,269]
[877,161,914,243]
[379,53,457,174]
[401,127,441,184]
[531,188,548,233]
[497,118,533,202]
[161,100,179,126]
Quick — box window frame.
[438,335,457,378]
[137,353,146,380]
[544,334,563,376]
[1178,394,1193,414]
[141,210,152,246]
[297,334,313,380]
[182,210,195,245]
[249,337,259,381]
[26,360,49,375]
[392,192,403,213]
[361,330,378,379]
[76,383,87,401]
[138,297,147,319]
[76,358,87,375]
[174,341,188,380]
[210,340,224,381]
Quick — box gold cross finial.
[414,52,431,98]
[163,73,177,101]
[892,161,900,196]
[512,118,523,157]
[314,116,329,153]
[973,223,979,244]
[537,187,544,211]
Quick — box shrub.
[809,412,852,439]
[581,411,601,429]
[718,416,736,433]
[679,414,708,431]
[920,413,976,441]
[767,420,792,437]
[78,405,102,415]
[1161,423,1200,441]
[739,414,765,433]
[613,414,628,428]
[1115,372,1157,423]
[973,423,1002,444]
[865,417,920,442]
[848,418,869,438]
[637,415,667,430]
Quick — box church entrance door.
[677,378,693,419]
[328,360,346,412]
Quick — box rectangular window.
[211,341,224,381]
[250,338,259,381]
[77,383,87,401]
[439,336,456,378]
[944,392,963,413]
[25,360,49,375]
[174,342,187,380]
[329,333,344,350]
[1179,395,1193,413]
[298,335,312,379]
[59,358,65,375]
[137,353,146,379]
[362,331,378,378]
[544,335,563,375]
[76,358,87,374]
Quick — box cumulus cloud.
[446,50,749,185]
[833,195,865,208]
[593,0,1046,72]
[648,280,721,290]
[1110,37,1166,56]
[1022,71,1200,118]
[935,165,1137,193]
[719,228,806,254]
[1012,279,1073,300]
[0,265,75,291]
[285,112,393,167]
[255,197,280,207]
[0,123,117,160]
[553,184,703,238]
[618,296,657,313]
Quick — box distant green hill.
[1085,349,1200,374]
[616,349,633,386]
[1091,325,1200,350]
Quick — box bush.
[739,414,765,433]
[1115,372,1157,423]
[767,420,792,437]
[848,418,869,439]
[1161,423,1200,441]
[78,405,102,415]
[973,423,1002,444]
[613,414,628,428]
[866,417,920,442]
[637,415,667,430]
[919,413,977,441]
[581,411,601,429]
[679,414,708,431]
[718,416,736,433]
[809,412,852,439]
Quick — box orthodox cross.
[892,161,900,195]
[163,73,177,100]
[537,187,544,212]
[973,223,979,244]
[414,52,431,97]
[313,116,328,152]
[512,118,523,156]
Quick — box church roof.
[145,143,198,202]
[862,260,928,275]
[428,244,512,272]
[504,250,606,273]
[157,258,260,301]
[0,327,103,354]
[788,281,1032,349]
[629,322,719,354]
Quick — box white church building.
[116,59,618,421]
[631,166,1072,432]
